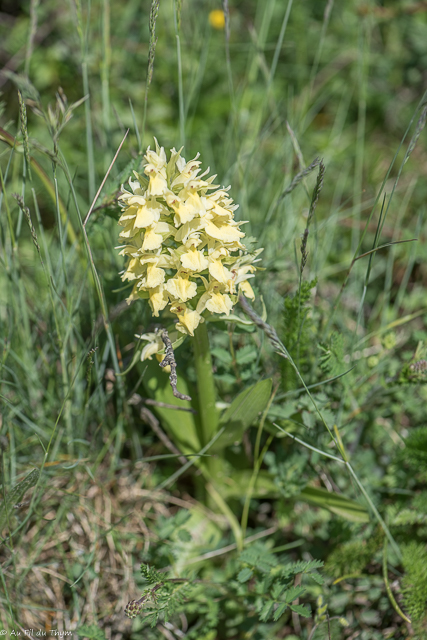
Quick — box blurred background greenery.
[1,0,427,638]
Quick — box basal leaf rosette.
[117,139,262,336]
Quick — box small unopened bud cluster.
[124,598,144,619]
[117,139,261,336]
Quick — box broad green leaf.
[237,567,253,583]
[218,471,369,523]
[218,469,278,498]
[172,508,223,575]
[140,359,200,454]
[298,486,369,523]
[212,379,272,452]
[0,468,39,532]
[290,604,311,617]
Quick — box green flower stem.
[193,322,219,448]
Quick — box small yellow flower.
[144,143,168,196]
[134,198,164,229]
[175,219,205,244]
[142,221,175,251]
[209,9,225,30]
[138,332,163,361]
[166,270,198,302]
[170,302,203,336]
[120,256,145,282]
[207,292,233,315]
[208,247,231,284]
[137,330,179,363]
[149,285,169,316]
[143,262,166,289]
[196,278,233,316]
[180,245,209,272]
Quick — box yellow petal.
[181,248,209,272]
[140,337,162,361]
[233,264,256,283]
[145,142,167,170]
[142,219,175,251]
[124,194,147,207]
[142,228,162,251]
[170,302,202,336]
[145,264,165,289]
[134,198,165,228]
[239,280,255,300]
[204,219,245,242]
[209,259,231,284]
[122,257,145,281]
[206,292,233,315]
[134,207,155,228]
[166,273,197,302]
[184,191,206,216]
[147,171,168,196]
[149,286,169,316]
[173,202,196,226]
[119,219,139,239]
[175,219,204,243]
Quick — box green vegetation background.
[1,0,427,638]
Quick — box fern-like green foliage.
[281,278,317,390]
[390,508,427,527]
[238,541,276,570]
[402,542,427,636]
[156,509,192,540]
[400,426,427,470]
[324,531,383,579]
[143,580,193,628]
[131,564,194,628]
[319,331,345,377]
[264,450,310,498]
[236,542,323,623]
[140,563,164,585]
[128,538,323,635]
